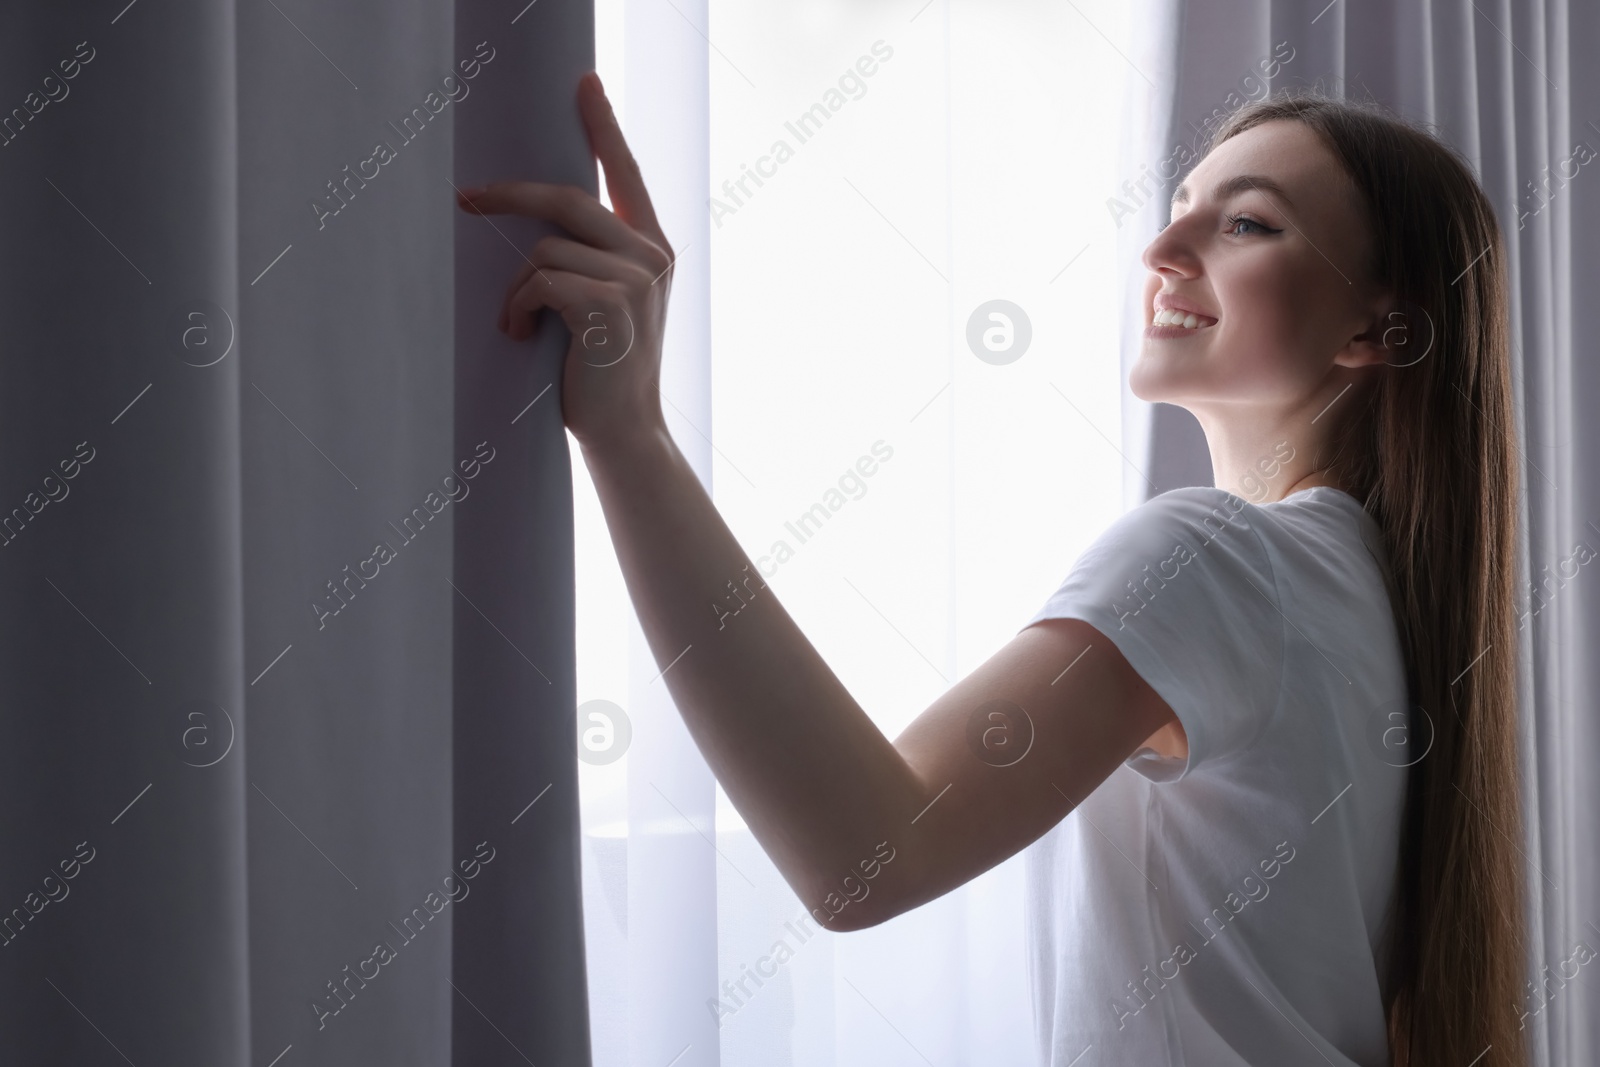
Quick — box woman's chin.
[1129,352,1208,405]
[1128,361,1168,403]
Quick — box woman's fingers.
[458,182,655,260]
[532,234,649,284]
[575,71,669,251]
[455,72,673,271]
[458,71,673,353]
[506,267,614,342]
[500,259,541,335]
[499,237,648,336]
[458,180,674,282]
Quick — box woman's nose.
[1141,217,1199,278]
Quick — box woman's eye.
[1225,213,1272,236]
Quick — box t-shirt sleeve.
[1018,487,1286,782]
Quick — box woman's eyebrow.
[1170,173,1295,209]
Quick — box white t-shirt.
[1018,485,1409,1067]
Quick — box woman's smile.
[1145,293,1220,339]
[1145,314,1219,339]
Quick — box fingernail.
[456,185,483,199]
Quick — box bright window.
[578,0,1136,1061]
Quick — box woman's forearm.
[578,421,927,920]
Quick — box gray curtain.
[1128,1,1599,1063]
[0,1,592,1063]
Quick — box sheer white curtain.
[577,1,1137,1065]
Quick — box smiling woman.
[1032,95,1528,1067]
[460,67,1526,1067]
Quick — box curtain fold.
[0,1,592,1063]
[0,1,249,1061]
[452,0,595,1062]
[1129,2,1599,1063]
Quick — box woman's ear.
[1338,292,1419,369]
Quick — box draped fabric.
[0,1,592,1062]
[7,0,1595,1065]
[1125,2,1600,1063]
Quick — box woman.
[455,74,1526,1066]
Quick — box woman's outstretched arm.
[458,71,1179,930]
[579,422,1177,931]
[578,422,932,923]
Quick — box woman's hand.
[454,70,674,449]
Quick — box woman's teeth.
[1154,309,1214,329]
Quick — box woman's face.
[1131,119,1385,411]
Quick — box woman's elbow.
[796,839,912,932]
[798,888,899,933]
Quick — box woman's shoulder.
[1062,484,1381,616]
[1063,486,1276,617]
[1109,486,1261,556]
[1137,484,1376,550]
[1238,485,1384,559]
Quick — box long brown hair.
[1198,92,1528,1064]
